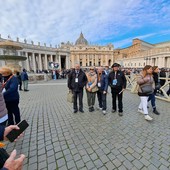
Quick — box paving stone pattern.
[5,80,170,170]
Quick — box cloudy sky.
[0,0,170,48]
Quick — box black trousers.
[19,81,22,90]
[73,89,83,111]
[111,88,123,112]
[5,99,21,125]
[97,90,107,110]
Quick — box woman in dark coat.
[0,67,21,125]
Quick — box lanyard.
[2,75,13,88]
[114,72,117,79]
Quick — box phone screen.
[6,120,29,142]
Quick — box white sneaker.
[138,108,144,114]
[145,115,153,121]
[103,110,106,115]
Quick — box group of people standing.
[68,63,127,116]
[68,63,165,121]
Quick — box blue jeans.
[148,93,156,110]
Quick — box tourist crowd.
[68,63,170,121]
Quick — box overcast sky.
[0,0,170,48]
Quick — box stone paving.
[5,79,170,170]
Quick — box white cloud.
[0,0,170,47]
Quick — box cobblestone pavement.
[5,79,170,170]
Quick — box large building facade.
[115,38,170,68]
[0,33,169,71]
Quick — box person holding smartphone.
[0,125,25,170]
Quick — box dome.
[75,32,88,45]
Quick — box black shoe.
[19,89,23,91]
[79,109,84,113]
[91,107,95,112]
[153,109,160,115]
[118,112,123,116]
[24,89,29,92]
[73,110,78,113]
[89,107,92,112]
[112,109,116,113]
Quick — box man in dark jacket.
[97,67,108,115]
[68,64,87,113]
[108,63,127,116]
[21,69,29,92]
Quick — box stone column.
[59,55,61,70]
[66,55,69,69]
[38,53,42,71]
[25,52,30,71]
[32,53,36,73]
[50,55,53,62]
[44,54,48,70]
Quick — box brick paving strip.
[5,80,170,170]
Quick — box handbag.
[67,90,74,103]
[91,86,99,92]
[140,84,153,94]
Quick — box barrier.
[125,75,170,102]
[28,73,52,83]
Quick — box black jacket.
[152,72,159,85]
[68,69,87,92]
[0,125,5,141]
[108,70,126,89]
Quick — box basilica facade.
[0,33,169,72]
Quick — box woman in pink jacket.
[137,65,154,121]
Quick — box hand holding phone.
[6,120,29,142]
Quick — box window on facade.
[144,62,145,66]
[80,62,82,66]
[94,63,95,66]
[89,61,92,66]
[86,63,88,66]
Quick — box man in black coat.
[68,64,87,113]
[108,63,127,116]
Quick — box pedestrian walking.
[68,63,87,113]
[97,67,108,115]
[108,63,127,116]
[137,65,154,121]
[21,69,29,91]
[147,66,160,115]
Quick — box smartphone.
[6,120,29,142]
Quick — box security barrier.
[125,75,170,102]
